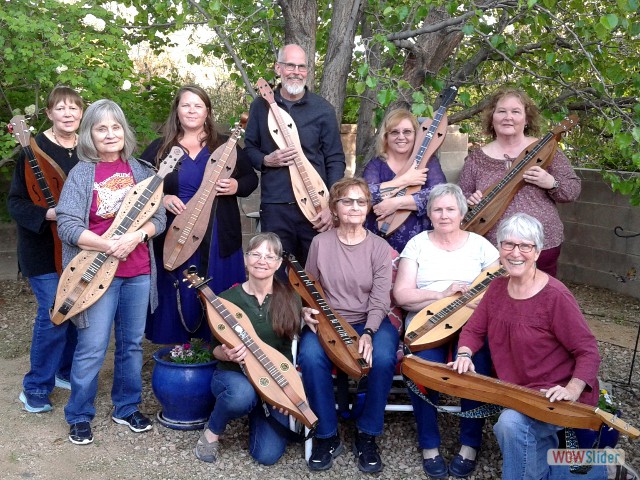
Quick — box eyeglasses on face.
[245,251,281,264]
[278,62,308,72]
[500,241,536,253]
[337,197,368,207]
[387,129,415,138]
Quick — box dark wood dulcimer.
[402,355,639,438]
[256,78,329,224]
[183,267,318,430]
[8,115,67,274]
[378,86,457,237]
[284,254,370,380]
[404,265,507,352]
[461,115,579,235]
[163,117,247,271]
[50,147,183,324]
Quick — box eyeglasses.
[388,129,415,138]
[245,252,281,264]
[337,197,368,207]
[278,62,308,73]
[500,241,536,253]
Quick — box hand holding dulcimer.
[404,265,507,352]
[284,253,370,380]
[256,78,329,224]
[50,148,183,325]
[183,267,318,430]
[461,115,579,235]
[8,116,67,274]
[163,117,247,271]
[377,86,457,237]
[402,355,639,438]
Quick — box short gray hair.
[77,99,136,163]
[496,213,544,251]
[426,183,468,218]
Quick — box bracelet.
[456,351,472,359]
[362,328,375,338]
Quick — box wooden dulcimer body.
[163,120,246,270]
[404,266,507,352]
[256,78,328,223]
[378,87,457,237]
[183,268,318,430]
[8,116,67,274]
[284,254,370,380]
[50,148,183,324]
[461,115,579,235]
[402,355,639,437]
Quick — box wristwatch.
[139,231,149,243]
[550,179,560,191]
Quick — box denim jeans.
[298,317,399,438]
[23,273,77,395]
[494,409,607,480]
[64,275,149,424]
[208,369,289,465]
[408,340,492,450]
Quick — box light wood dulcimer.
[50,147,183,324]
[284,254,370,380]
[404,265,507,352]
[8,116,67,274]
[183,267,318,430]
[461,115,579,235]
[378,86,457,237]
[163,116,247,271]
[256,78,329,223]
[402,355,639,438]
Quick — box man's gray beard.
[283,80,305,96]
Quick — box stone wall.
[557,168,639,299]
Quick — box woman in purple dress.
[144,85,258,344]
[363,108,446,253]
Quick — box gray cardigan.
[56,158,167,328]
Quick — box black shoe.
[69,422,93,445]
[112,411,153,433]
[352,431,382,473]
[449,453,478,478]
[422,455,448,479]
[308,434,344,471]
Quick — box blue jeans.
[208,369,289,465]
[298,318,399,438]
[64,275,149,424]
[23,273,77,395]
[494,409,607,480]
[408,340,492,450]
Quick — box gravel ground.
[0,278,638,479]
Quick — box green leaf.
[412,91,425,103]
[365,76,377,88]
[599,14,618,30]
[355,81,366,95]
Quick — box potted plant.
[152,339,217,430]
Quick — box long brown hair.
[154,84,221,165]
[246,233,299,340]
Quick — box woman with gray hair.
[453,212,602,479]
[56,99,166,446]
[394,183,499,478]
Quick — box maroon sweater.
[459,276,600,405]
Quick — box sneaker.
[194,431,219,463]
[19,391,52,413]
[112,411,153,433]
[55,376,71,390]
[449,453,478,478]
[352,431,382,473]
[69,422,93,445]
[422,455,448,479]
[308,434,344,471]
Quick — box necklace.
[52,129,77,157]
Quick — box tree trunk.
[279,0,318,90]
[320,0,365,124]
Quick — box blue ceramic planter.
[152,346,217,430]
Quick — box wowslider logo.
[547,448,625,466]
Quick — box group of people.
[9,42,604,480]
